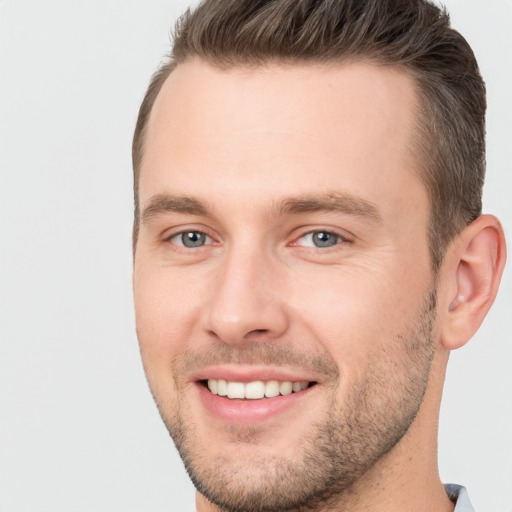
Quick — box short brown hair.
[133,0,486,270]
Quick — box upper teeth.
[207,379,309,400]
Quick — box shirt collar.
[445,484,475,512]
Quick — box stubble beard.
[152,288,436,512]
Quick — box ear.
[438,214,506,350]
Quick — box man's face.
[133,61,437,511]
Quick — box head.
[132,1,505,511]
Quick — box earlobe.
[440,214,506,350]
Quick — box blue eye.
[298,231,343,248]
[171,231,211,248]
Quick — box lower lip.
[196,383,315,426]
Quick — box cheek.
[288,266,423,382]
[133,264,205,380]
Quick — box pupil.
[313,232,336,247]
[183,232,205,247]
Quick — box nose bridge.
[203,240,288,344]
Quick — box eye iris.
[312,232,338,247]
[182,231,206,248]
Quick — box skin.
[133,60,505,512]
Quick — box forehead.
[140,59,425,222]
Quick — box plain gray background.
[0,1,510,511]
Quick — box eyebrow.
[277,193,382,222]
[141,194,208,223]
[141,192,382,224]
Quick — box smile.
[194,371,319,425]
[206,379,311,399]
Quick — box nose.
[202,247,289,345]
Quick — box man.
[131,0,506,511]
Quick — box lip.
[191,366,318,426]
[196,381,316,425]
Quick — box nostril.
[246,328,269,337]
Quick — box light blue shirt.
[445,484,475,512]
